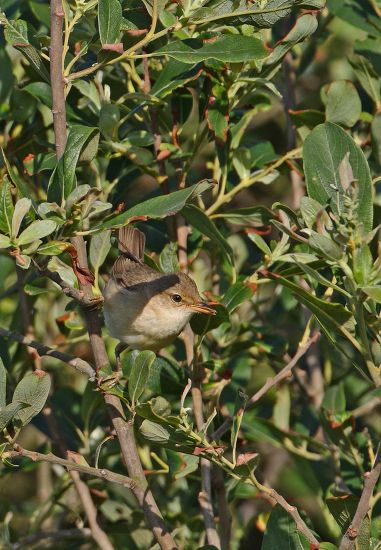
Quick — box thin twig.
[250,474,320,549]
[11,445,137,490]
[211,332,321,440]
[41,267,104,308]
[42,407,116,550]
[15,267,43,370]
[339,445,381,550]
[66,0,161,82]
[9,528,92,550]
[179,282,221,546]
[0,326,96,379]
[206,148,301,216]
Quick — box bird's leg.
[98,343,128,390]
[115,342,128,373]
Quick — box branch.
[0,326,96,379]
[66,0,163,82]
[9,528,91,550]
[253,479,320,549]
[206,148,301,216]
[70,237,177,550]
[50,0,67,157]
[11,445,138,491]
[49,2,175,544]
[41,267,104,308]
[339,446,381,550]
[42,407,115,550]
[211,332,321,440]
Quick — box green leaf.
[300,197,325,228]
[303,122,373,232]
[322,384,346,414]
[231,389,248,465]
[11,198,32,239]
[247,232,271,256]
[135,396,180,426]
[267,271,353,343]
[190,0,324,28]
[0,47,14,104]
[140,419,171,444]
[150,60,201,99]
[37,241,71,256]
[0,234,11,249]
[0,178,14,235]
[0,358,6,409]
[221,282,254,313]
[182,204,234,268]
[17,220,57,246]
[265,13,318,69]
[326,495,359,533]
[47,125,99,204]
[261,506,310,550]
[321,80,362,127]
[0,402,28,432]
[308,232,343,261]
[190,304,229,335]
[157,35,267,64]
[129,351,156,406]
[348,54,381,107]
[12,371,51,426]
[159,242,178,273]
[97,180,213,230]
[362,286,381,303]
[371,112,381,166]
[98,0,122,46]
[3,19,50,82]
[89,230,111,287]
[292,258,350,298]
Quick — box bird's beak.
[190,302,216,315]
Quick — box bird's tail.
[117,226,145,262]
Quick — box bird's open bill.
[190,302,217,315]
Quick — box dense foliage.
[0,0,381,549]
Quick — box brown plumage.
[103,226,215,350]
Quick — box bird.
[103,226,216,351]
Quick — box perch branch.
[0,326,96,379]
[71,236,177,550]
[339,446,381,550]
[49,0,176,544]
[41,268,104,308]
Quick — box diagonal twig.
[0,326,96,379]
[339,445,381,550]
[211,332,320,441]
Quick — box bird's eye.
[171,294,182,303]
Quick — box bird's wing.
[112,227,160,288]
[118,226,145,262]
